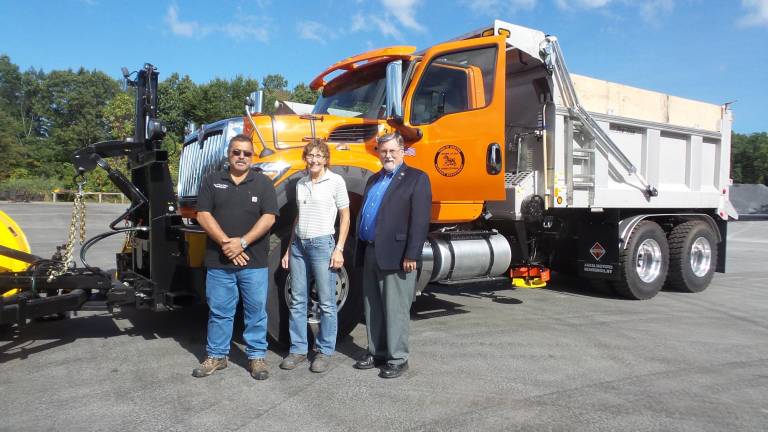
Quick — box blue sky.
[1,0,766,133]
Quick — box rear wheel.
[665,221,717,293]
[266,228,363,347]
[613,221,669,300]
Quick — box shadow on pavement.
[543,274,626,300]
[0,305,210,365]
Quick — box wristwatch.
[240,238,248,249]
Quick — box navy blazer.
[356,163,432,271]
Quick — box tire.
[266,227,363,347]
[612,221,669,300]
[665,221,717,293]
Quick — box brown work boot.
[249,358,269,380]
[192,357,227,378]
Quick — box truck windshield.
[312,62,388,119]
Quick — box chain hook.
[74,174,86,194]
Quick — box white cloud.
[553,0,674,24]
[349,11,405,41]
[555,0,611,9]
[739,0,768,27]
[639,0,674,25]
[224,20,270,42]
[370,15,404,40]
[347,0,428,40]
[381,0,425,31]
[164,5,270,42]
[459,0,536,16]
[351,13,367,32]
[165,5,200,37]
[297,20,331,44]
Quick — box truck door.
[403,36,506,204]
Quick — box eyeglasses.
[306,154,326,161]
[231,149,253,157]
[378,148,402,156]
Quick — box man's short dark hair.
[228,134,254,152]
[376,131,404,149]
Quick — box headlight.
[252,161,291,183]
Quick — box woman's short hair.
[302,139,331,167]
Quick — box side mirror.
[385,60,403,119]
[247,90,264,115]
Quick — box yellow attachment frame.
[0,210,32,273]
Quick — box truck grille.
[327,124,378,143]
[177,130,228,199]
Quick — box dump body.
[552,74,731,211]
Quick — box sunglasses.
[231,149,253,157]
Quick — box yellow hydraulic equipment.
[0,210,33,300]
[511,265,550,289]
[0,210,32,273]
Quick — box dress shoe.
[353,354,386,370]
[379,361,408,378]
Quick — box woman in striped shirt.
[279,139,350,373]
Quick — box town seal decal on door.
[434,145,465,177]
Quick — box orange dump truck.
[178,20,735,342]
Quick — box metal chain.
[47,177,87,282]
[78,186,87,243]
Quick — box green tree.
[0,56,47,180]
[732,132,768,185]
[104,91,135,139]
[159,73,197,139]
[261,74,290,115]
[291,82,320,105]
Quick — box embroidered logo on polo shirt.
[251,196,258,203]
[213,183,228,189]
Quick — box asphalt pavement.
[1,203,767,432]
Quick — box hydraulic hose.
[79,226,149,272]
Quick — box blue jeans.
[205,267,268,359]
[288,234,338,355]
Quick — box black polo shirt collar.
[219,168,256,185]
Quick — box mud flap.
[577,221,620,280]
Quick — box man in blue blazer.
[353,132,432,378]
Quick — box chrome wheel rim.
[690,237,712,278]
[636,238,662,283]
[285,266,349,325]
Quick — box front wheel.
[266,229,363,347]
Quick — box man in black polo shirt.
[192,134,279,380]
